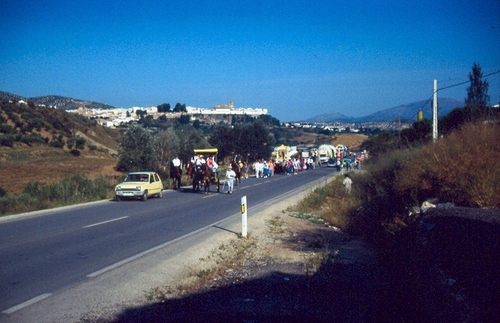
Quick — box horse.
[192,163,212,193]
[170,162,182,189]
[186,161,194,178]
[230,161,241,185]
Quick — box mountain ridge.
[304,98,463,123]
[0,91,116,110]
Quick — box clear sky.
[1,0,499,122]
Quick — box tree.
[465,62,490,109]
[243,120,275,160]
[173,103,187,113]
[175,124,210,163]
[136,110,147,119]
[360,132,398,157]
[157,103,171,113]
[154,128,180,170]
[209,125,234,159]
[399,119,432,146]
[66,135,86,151]
[209,120,275,161]
[116,126,158,172]
[178,114,190,124]
[258,114,281,126]
[441,63,492,134]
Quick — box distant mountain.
[0,91,116,110]
[305,111,351,123]
[305,98,463,123]
[354,98,463,122]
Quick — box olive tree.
[154,127,180,170]
[116,126,158,172]
[175,124,210,163]
[209,120,275,161]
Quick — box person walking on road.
[342,173,353,194]
[226,165,236,194]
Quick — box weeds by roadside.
[0,175,118,215]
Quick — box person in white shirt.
[253,160,261,178]
[195,155,205,166]
[226,165,236,194]
[342,174,353,194]
[172,156,181,167]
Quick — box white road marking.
[2,293,52,314]
[83,216,129,228]
[86,214,234,278]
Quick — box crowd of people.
[172,152,361,195]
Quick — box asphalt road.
[0,166,335,316]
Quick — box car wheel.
[157,190,163,198]
[115,196,121,202]
[141,191,148,201]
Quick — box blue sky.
[1,0,499,121]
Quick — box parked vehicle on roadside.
[115,171,163,201]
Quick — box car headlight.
[136,186,142,190]
[115,185,121,190]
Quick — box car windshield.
[125,174,149,182]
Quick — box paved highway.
[0,166,335,315]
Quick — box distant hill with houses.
[1,90,463,123]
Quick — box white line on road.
[87,174,333,278]
[83,216,129,228]
[2,293,52,314]
[86,214,234,278]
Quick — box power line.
[437,69,500,92]
[410,69,500,122]
[389,69,499,125]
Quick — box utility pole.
[433,79,438,141]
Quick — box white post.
[433,79,438,141]
[241,196,247,237]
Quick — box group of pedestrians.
[284,157,315,175]
[252,159,276,178]
[225,158,280,194]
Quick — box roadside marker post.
[241,196,247,238]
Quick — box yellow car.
[115,171,163,201]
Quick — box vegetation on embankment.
[293,122,499,238]
[0,175,119,215]
[290,121,499,321]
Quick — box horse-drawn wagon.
[189,148,220,193]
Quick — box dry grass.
[287,175,360,231]
[0,145,123,195]
[395,122,500,208]
[332,133,369,151]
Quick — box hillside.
[0,100,123,195]
[30,95,117,110]
[0,91,117,110]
